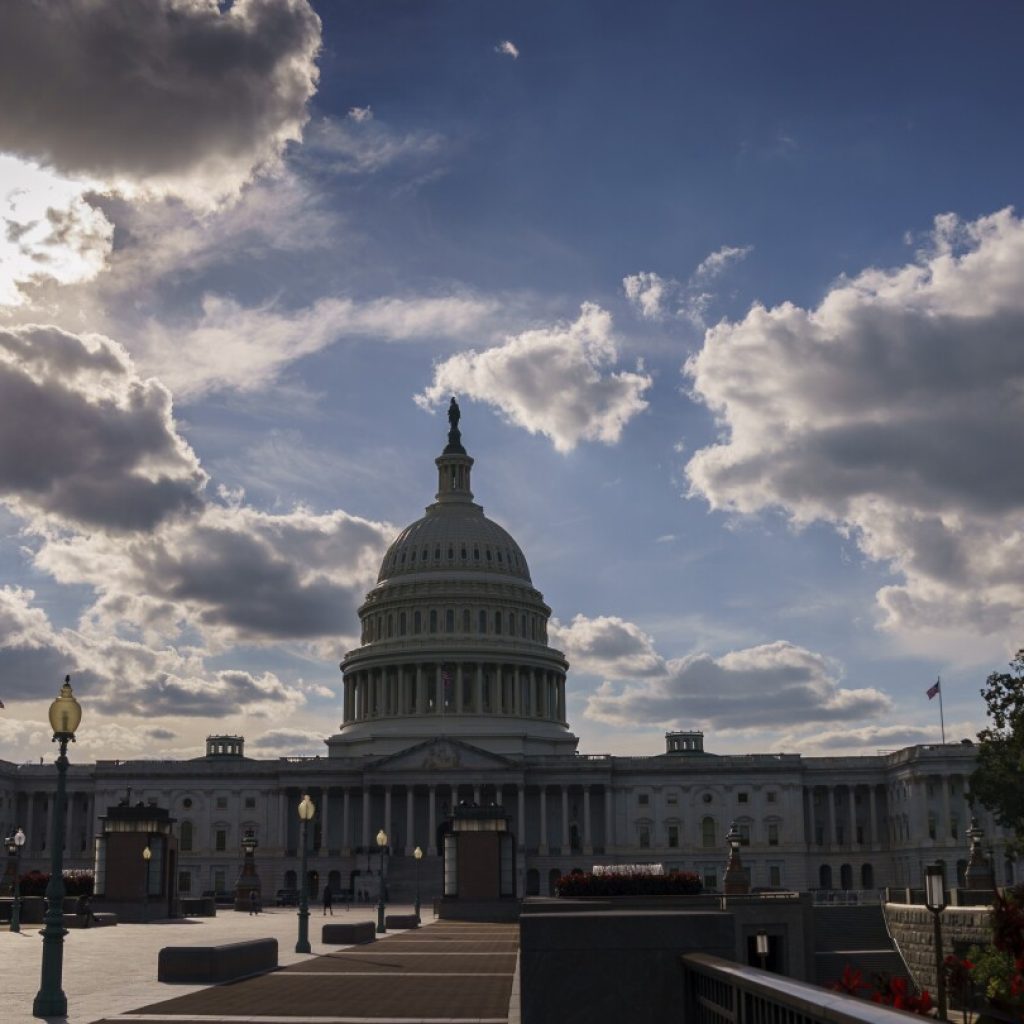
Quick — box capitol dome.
[329,402,578,757]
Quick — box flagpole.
[938,676,946,745]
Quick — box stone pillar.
[495,783,504,806]
[942,776,952,845]
[361,787,370,849]
[278,790,288,851]
[406,787,415,855]
[605,786,614,849]
[428,785,437,855]
[539,787,548,855]
[561,786,570,850]
[416,664,426,714]
[475,663,484,714]
[869,786,878,847]
[828,786,837,846]
[583,786,593,854]
[510,666,518,715]
[384,785,392,842]
[456,663,465,713]
[320,788,330,854]
[342,788,351,855]
[435,663,444,714]
[848,786,857,848]
[517,786,525,849]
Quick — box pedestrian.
[76,892,98,928]
[322,883,333,915]
[249,889,258,915]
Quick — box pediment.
[370,736,519,772]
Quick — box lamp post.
[5,827,25,933]
[142,844,152,920]
[756,930,769,971]
[32,675,82,1019]
[235,827,260,912]
[296,794,315,954]
[924,861,948,1022]
[723,821,749,895]
[376,829,388,933]
[413,845,423,922]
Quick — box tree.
[970,650,1024,854]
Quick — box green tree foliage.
[970,650,1024,853]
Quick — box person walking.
[322,883,333,916]
[249,889,258,915]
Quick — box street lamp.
[33,675,82,1019]
[723,820,748,895]
[756,931,769,971]
[296,794,315,954]
[5,827,25,933]
[924,862,948,1022]
[413,846,423,922]
[142,844,152,920]
[376,829,388,933]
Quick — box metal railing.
[682,953,919,1024]
[810,889,881,905]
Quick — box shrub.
[554,869,701,897]
[17,869,94,897]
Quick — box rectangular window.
[638,793,650,806]
[815,826,824,845]
[215,829,226,851]
[668,825,679,848]
[214,869,226,892]
[667,793,678,805]
[738,823,750,846]
[216,796,227,809]
[769,865,782,888]
[767,792,777,803]
[178,871,191,894]
[856,825,864,844]
[738,792,749,804]
[639,826,651,848]
[244,796,256,809]
[478,609,487,633]
[445,609,455,633]
[768,823,779,846]
[703,870,717,890]
[429,609,438,632]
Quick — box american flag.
[926,679,940,700]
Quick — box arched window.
[434,546,441,561]
[445,609,454,633]
[473,547,480,561]
[819,864,833,889]
[521,614,527,637]
[180,820,193,852]
[508,611,515,634]
[414,610,422,634]
[429,609,438,633]
[387,614,393,638]
[399,612,407,636]
[701,816,716,848]
[462,609,470,632]
[478,609,487,634]
[447,546,454,560]
[840,863,853,890]
[486,548,492,562]
[461,546,467,560]
[861,863,874,888]
[494,611,502,635]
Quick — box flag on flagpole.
[926,679,940,700]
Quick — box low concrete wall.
[520,910,735,1024]
[437,899,521,922]
[883,902,994,991]
[158,938,278,983]
[323,920,376,945]
[384,913,419,929]
[181,896,217,917]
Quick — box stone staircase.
[812,905,910,989]
[385,852,444,904]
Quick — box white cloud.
[584,638,892,731]
[495,41,520,59]
[138,291,500,398]
[685,207,1024,637]
[347,106,374,123]
[305,115,444,176]
[0,0,322,208]
[623,245,751,326]
[0,156,114,306]
[416,303,652,453]
[551,614,666,678]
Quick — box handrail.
[681,952,924,1024]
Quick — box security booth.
[93,803,179,922]
[442,803,516,903]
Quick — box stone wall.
[883,902,993,991]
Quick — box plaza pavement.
[0,902,523,1024]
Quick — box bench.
[322,921,376,945]
[63,912,117,928]
[385,913,420,930]
[158,938,278,984]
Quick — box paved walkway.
[97,920,519,1024]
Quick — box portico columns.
[539,787,548,855]
[320,789,330,854]
[384,786,392,840]
[848,787,857,848]
[278,790,288,850]
[868,787,878,847]
[456,664,465,713]
[342,788,351,854]
[583,786,593,854]
[517,787,525,849]
[605,786,614,849]
[827,786,837,846]
[416,665,426,714]
[942,776,952,845]
[361,787,370,848]
[428,786,437,855]
[561,786,570,851]
[406,787,415,855]
[475,664,483,714]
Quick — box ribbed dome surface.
[377,504,532,583]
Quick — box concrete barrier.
[322,921,376,945]
[385,913,419,929]
[181,896,217,917]
[158,938,278,983]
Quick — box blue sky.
[0,0,1022,761]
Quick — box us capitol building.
[0,405,1012,901]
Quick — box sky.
[0,0,1023,763]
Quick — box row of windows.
[363,608,547,643]
[180,796,256,811]
[635,818,782,849]
[637,791,779,806]
[384,541,524,573]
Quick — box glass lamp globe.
[48,676,82,737]
[413,846,423,861]
[376,829,388,848]
[143,845,152,861]
[298,794,315,821]
[14,828,25,848]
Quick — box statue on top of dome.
[444,396,465,454]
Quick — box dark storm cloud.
[0,0,321,201]
[0,325,206,531]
